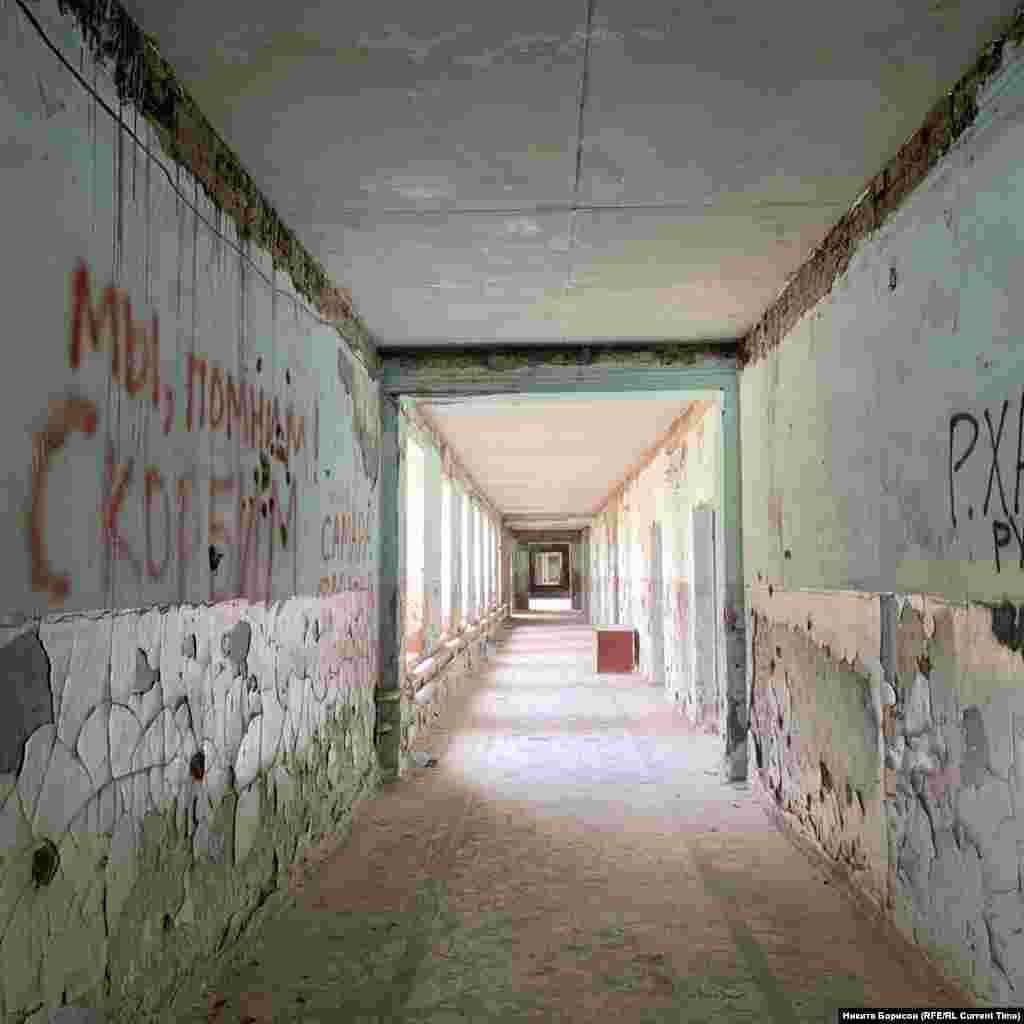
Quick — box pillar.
[465,497,476,622]
[450,486,463,633]
[581,527,591,621]
[719,382,747,782]
[501,527,512,614]
[423,446,442,653]
[375,396,402,781]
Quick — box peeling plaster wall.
[748,589,888,910]
[0,4,381,1020]
[590,401,721,724]
[740,42,1024,1005]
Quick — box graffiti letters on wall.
[29,263,309,606]
[949,395,1024,572]
[27,262,374,613]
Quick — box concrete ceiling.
[423,395,692,520]
[122,0,1015,348]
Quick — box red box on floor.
[594,627,637,673]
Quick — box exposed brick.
[738,19,1023,368]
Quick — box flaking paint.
[740,36,1024,1005]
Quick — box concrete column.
[571,537,583,610]
[719,383,747,782]
[375,396,403,781]
[491,520,497,608]
[450,486,463,632]
[691,505,716,721]
[476,506,484,617]
[465,497,476,623]
[610,514,620,625]
[586,530,594,622]
[483,514,491,611]
[423,446,442,653]
[478,507,485,614]
[581,528,591,621]
[648,522,666,687]
[513,543,529,610]
[501,527,512,612]
[490,519,497,608]
[485,518,491,609]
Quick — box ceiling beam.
[379,343,737,398]
[510,532,584,545]
[505,515,592,531]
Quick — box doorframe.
[375,348,746,781]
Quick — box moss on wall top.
[385,342,736,376]
[55,0,378,377]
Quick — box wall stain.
[0,629,53,773]
[990,601,1024,653]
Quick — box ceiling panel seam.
[336,199,846,220]
[565,0,597,300]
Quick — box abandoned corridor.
[167,613,966,1022]
[4,1,1024,1019]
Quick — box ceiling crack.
[565,0,597,303]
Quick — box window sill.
[403,605,508,682]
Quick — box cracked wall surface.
[1,599,378,1022]
[590,399,723,725]
[748,592,1024,1004]
[748,589,888,911]
[740,39,1024,1006]
[0,3,381,1020]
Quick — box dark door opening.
[528,544,572,611]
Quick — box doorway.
[527,543,572,611]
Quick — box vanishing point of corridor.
[169,613,966,1023]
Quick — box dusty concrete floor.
[169,612,967,1022]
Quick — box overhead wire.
[13,0,375,379]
